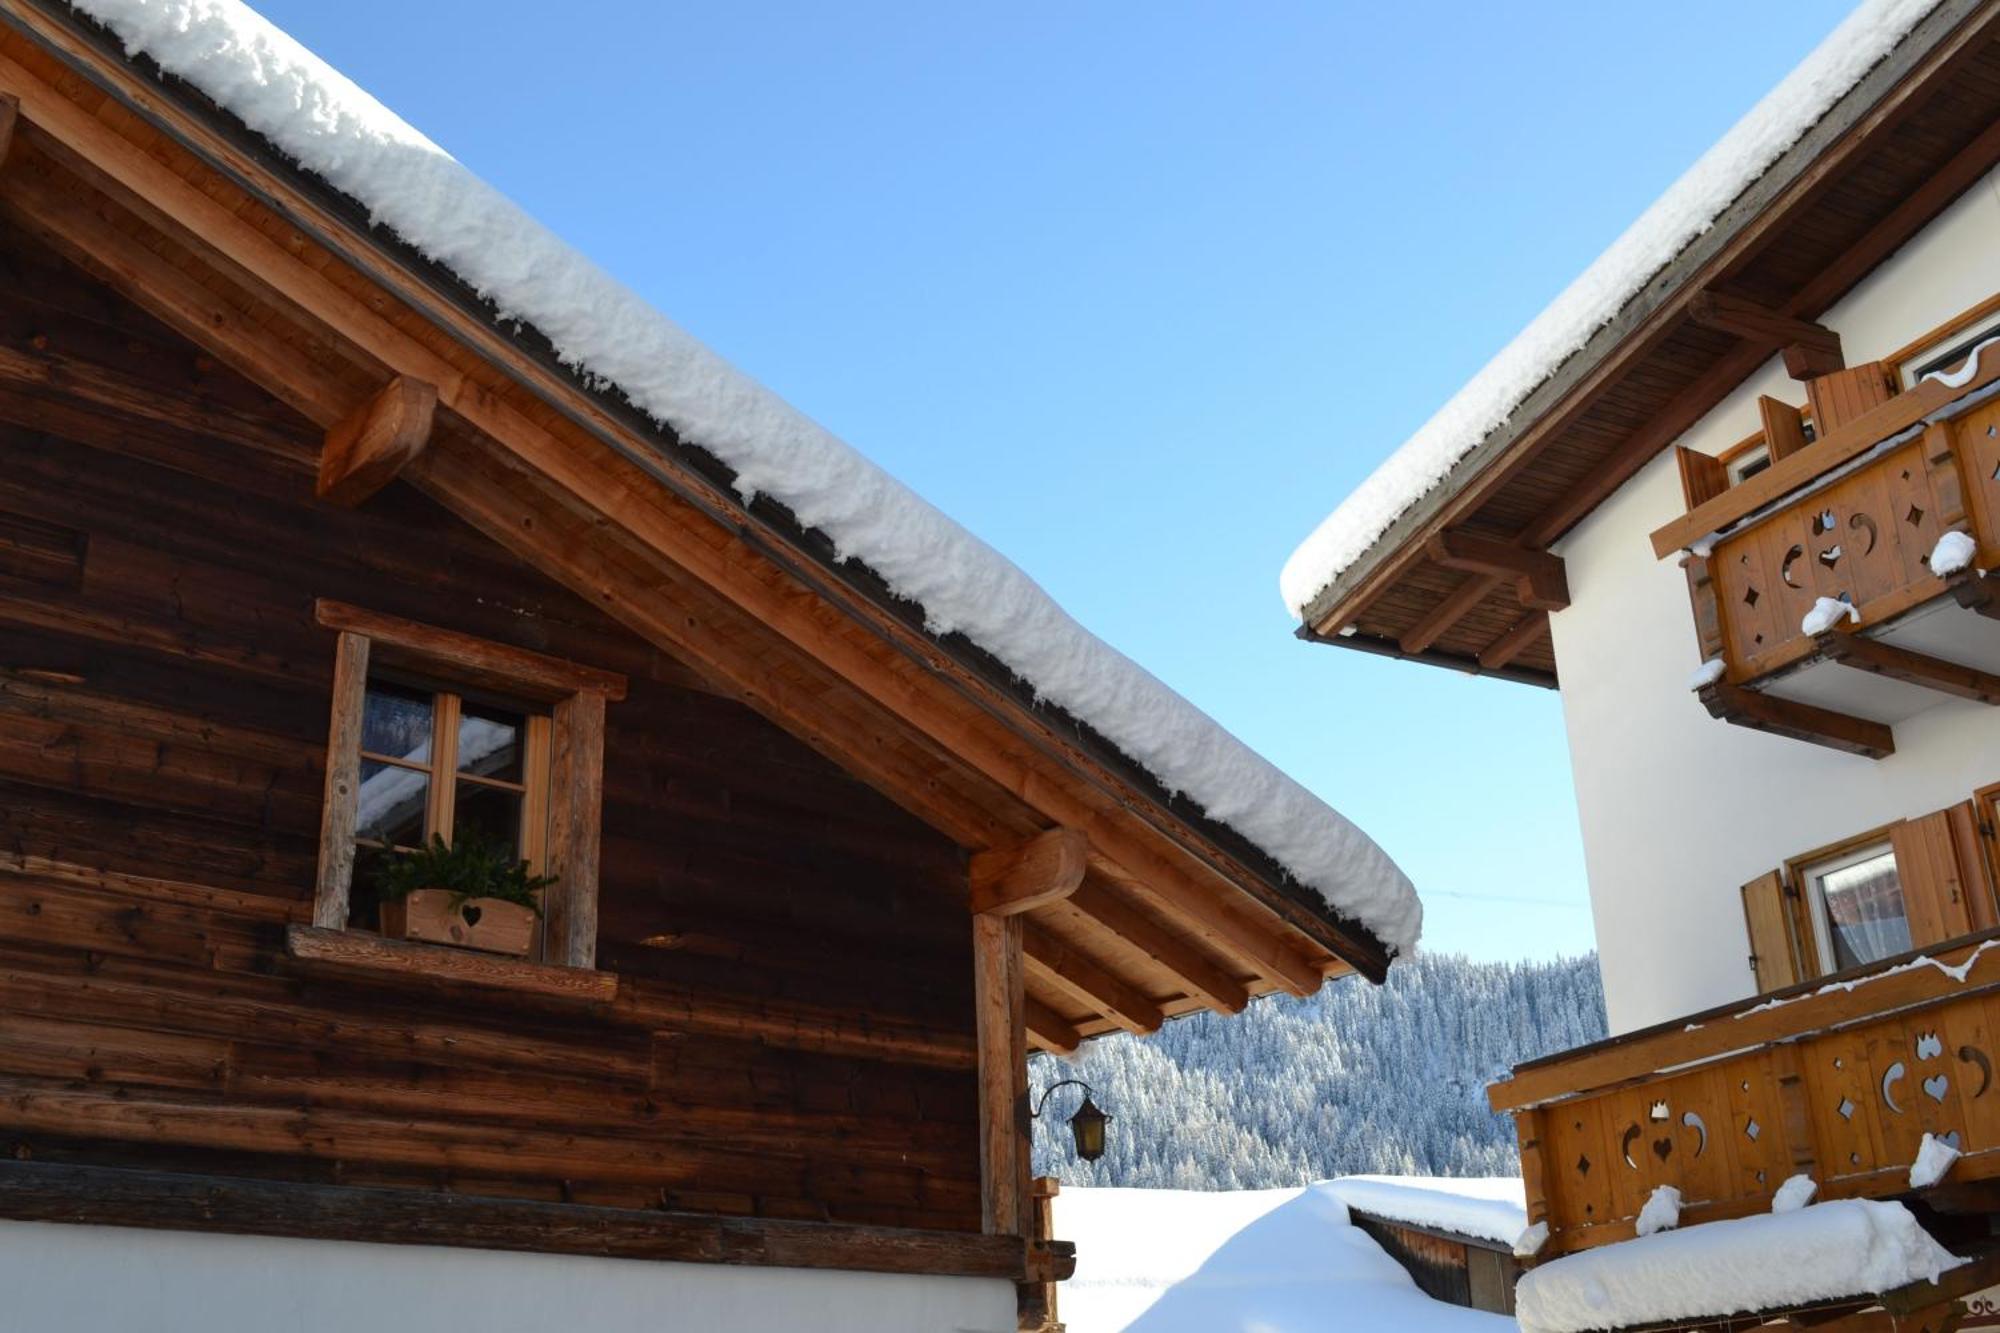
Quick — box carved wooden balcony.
[1651,349,2000,758]
[1489,930,2000,1260]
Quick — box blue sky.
[254,0,1855,961]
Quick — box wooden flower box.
[379,889,535,956]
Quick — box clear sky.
[252,0,1855,961]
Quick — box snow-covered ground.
[1054,1183,1516,1332]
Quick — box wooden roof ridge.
[0,0,1404,991]
[1289,0,2000,685]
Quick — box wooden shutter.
[1805,361,1898,436]
[1893,806,1981,948]
[1676,446,1729,510]
[1757,396,1811,464]
[1742,870,1801,994]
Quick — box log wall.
[0,220,982,1233]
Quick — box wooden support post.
[0,94,16,172]
[1816,632,2000,705]
[311,631,371,929]
[1022,1176,1065,1333]
[1515,1105,1554,1262]
[1682,553,1726,664]
[974,912,1029,1238]
[317,375,437,506]
[971,828,1088,916]
[545,690,607,969]
[1697,682,1894,760]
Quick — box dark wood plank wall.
[0,219,983,1232]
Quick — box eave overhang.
[1296,0,2000,690]
[0,0,1400,1044]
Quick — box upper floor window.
[355,680,553,938]
[1908,318,2000,384]
[1799,838,1908,972]
[310,600,626,971]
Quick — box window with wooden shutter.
[1893,804,1990,949]
[1741,869,1802,994]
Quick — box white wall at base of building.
[0,1218,1018,1333]
[1548,164,2000,1037]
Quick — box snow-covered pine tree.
[1030,951,1604,1186]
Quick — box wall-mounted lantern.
[1032,1078,1111,1162]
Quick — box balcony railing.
[1650,344,2000,756]
[1489,930,2000,1259]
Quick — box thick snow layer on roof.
[1321,1175,1527,1247]
[1279,0,1944,621]
[1514,1200,1961,1333]
[1056,1184,1513,1332]
[72,0,1420,954]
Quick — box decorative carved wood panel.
[1536,987,2000,1254]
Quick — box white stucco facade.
[1548,165,2000,1036]
[0,1219,1017,1333]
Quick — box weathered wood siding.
[0,220,981,1231]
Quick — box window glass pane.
[1818,848,1909,970]
[362,682,434,766]
[357,759,429,848]
[453,781,524,856]
[458,703,524,784]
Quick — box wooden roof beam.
[1065,879,1250,1013]
[1022,925,1165,1036]
[1817,630,2000,704]
[317,375,436,507]
[1397,573,1500,655]
[1697,682,1894,760]
[1477,613,1550,671]
[0,51,1368,991]
[1424,530,1568,610]
[1687,289,1844,380]
[1024,995,1082,1055]
[970,828,1087,917]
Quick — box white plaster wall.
[0,1220,1018,1333]
[1550,165,2000,1036]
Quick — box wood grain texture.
[311,631,369,929]
[0,1160,1035,1279]
[285,925,617,1004]
[316,374,435,507]
[970,828,1087,917]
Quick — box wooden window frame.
[353,678,553,889]
[1782,823,1902,979]
[1977,780,2000,900]
[311,599,626,970]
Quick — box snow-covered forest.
[1031,951,1605,1188]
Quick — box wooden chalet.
[0,3,1415,1329]
[1282,1,2000,1329]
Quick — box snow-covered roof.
[1279,0,1944,622]
[72,0,1420,955]
[1514,1199,1961,1333]
[1321,1175,1527,1248]
[1056,1183,1513,1332]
